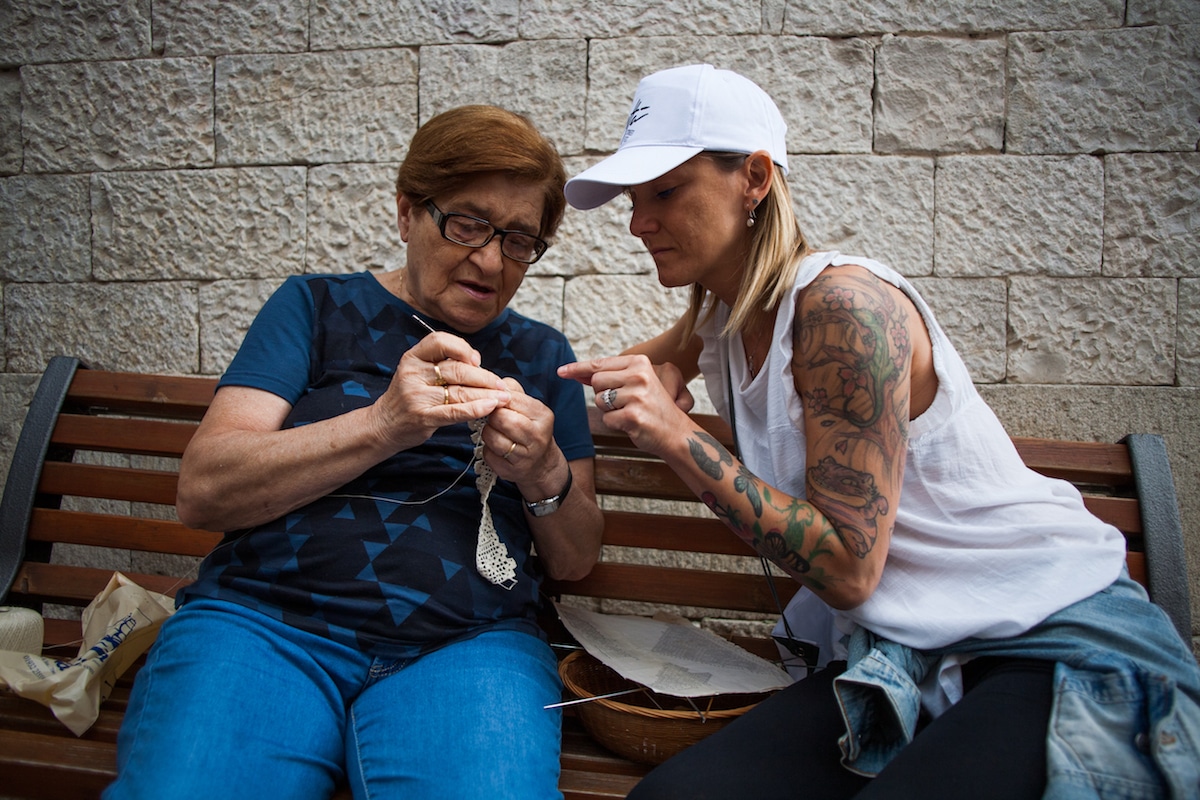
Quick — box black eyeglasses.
[424,201,549,264]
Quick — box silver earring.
[746,199,758,228]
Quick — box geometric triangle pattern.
[179,272,595,659]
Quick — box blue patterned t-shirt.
[178,272,594,658]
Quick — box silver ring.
[601,387,618,412]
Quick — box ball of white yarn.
[0,606,44,654]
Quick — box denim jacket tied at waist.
[833,574,1200,799]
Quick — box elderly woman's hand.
[479,377,565,496]
[370,331,511,452]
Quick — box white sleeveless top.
[697,251,1125,651]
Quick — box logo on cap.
[622,99,649,145]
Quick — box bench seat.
[0,356,1192,798]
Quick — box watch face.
[527,497,562,517]
[525,468,572,517]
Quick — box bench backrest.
[0,356,1192,651]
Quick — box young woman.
[106,105,604,800]
[559,64,1200,799]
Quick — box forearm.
[658,426,882,609]
[177,405,405,532]
[523,459,604,581]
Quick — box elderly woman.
[559,65,1200,799]
[105,105,604,800]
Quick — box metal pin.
[411,314,436,335]
[543,687,648,710]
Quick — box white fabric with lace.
[469,418,518,590]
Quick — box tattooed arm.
[558,265,925,608]
[684,265,919,608]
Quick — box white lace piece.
[469,418,518,590]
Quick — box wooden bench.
[0,355,1193,799]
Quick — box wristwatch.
[524,467,574,517]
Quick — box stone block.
[977,383,1200,634]
[763,0,786,32]
[307,162,407,275]
[0,373,39,489]
[791,155,934,277]
[0,69,19,175]
[935,156,1103,277]
[780,0,1123,34]
[311,0,517,48]
[418,41,587,153]
[1180,279,1199,388]
[152,0,308,56]
[199,279,282,375]
[909,277,1006,382]
[1008,26,1200,154]
[216,49,418,165]
[5,282,199,374]
[520,0,760,38]
[511,276,565,332]
[1128,0,1200,24]
[564,274,690,360]
[22,58,214,172]
[546,199,654,278]
[543,157,655,278]
[1006,277,1175,385]
[0,0,150,65]
[0,174,91,282]
[585,36,874,155]
[92,168,306,281]
[1103,153,1200,278]
[874,35,1005,154]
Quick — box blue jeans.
[104,599,563,800]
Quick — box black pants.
[626,657,1056,800]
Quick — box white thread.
[0,606,44,653]
[470,418,518,590]
[329,458,474,507]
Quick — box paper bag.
[0,572,175,735]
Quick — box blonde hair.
[680,156,809,341]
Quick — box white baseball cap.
[564,64,789,210]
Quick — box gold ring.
[503,441,518,460]
[433,363,447,387]
[442,385,451,405]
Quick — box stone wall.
[0,1,1197,646]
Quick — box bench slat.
[0,729,116,799]
[1081,495,1141,537]
[0,693,124,743]
[12,562,188,607]
[28,508,220,556]
[38,461,179,506]
[560,769,645,799]
[51,413,197,458]
[66,370,216,420]
[548,562,798,614]
[594,459,699,502]
[601,511,758,556]
[1011,437,1133,487]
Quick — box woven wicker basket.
[558,650,772,765]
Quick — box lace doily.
[469,418,518,590]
